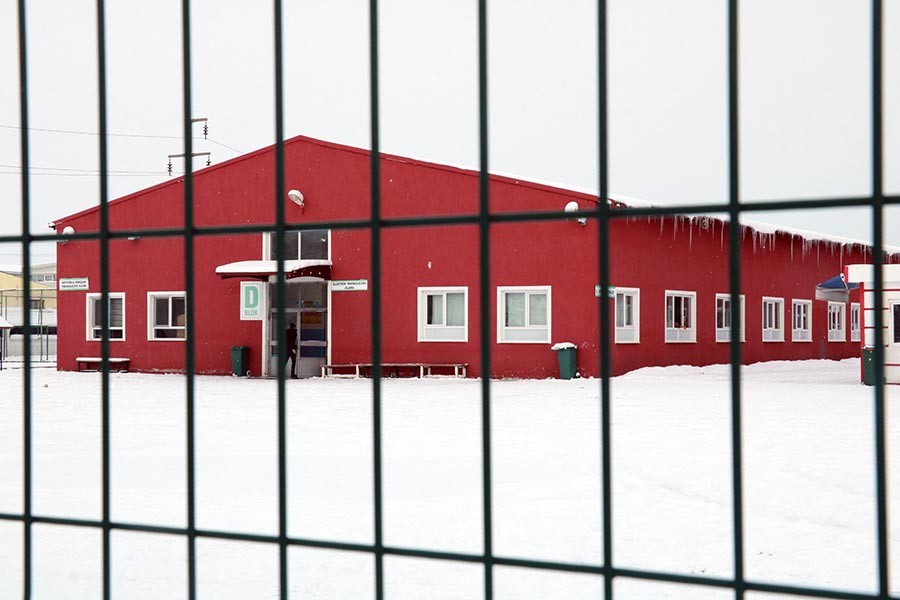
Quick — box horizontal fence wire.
[6,0,894,598]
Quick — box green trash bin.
[551,343,577,380]
[862,346,876,386]
[231,345,249,377]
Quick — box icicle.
[790,236,794,261]
[689,219,693,250]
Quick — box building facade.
[51,135,888,378]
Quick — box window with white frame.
[418,287,467,342]
[850,302,860,342]
[828,301,846,342]
[615,288,640,343]
[792,299,812,342]
[267,229,330,260]
[762,297,784,342]
[86,293,125,340]
[715,294,745,342]
[665,290,696,342]
[497,286,550,343]
[148,292,187,340]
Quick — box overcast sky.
[1,0,898,266]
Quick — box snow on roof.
[214,259,332,276]
[486,174,891,251]
[606,194,900,253]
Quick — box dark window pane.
[894,306,900,343]
[172,297,186,326]
[269,232,299,260]
[300,230,328,260]
[155,298,169,326]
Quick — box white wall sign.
[240,281,264,320]
[332,279,368,292]
[59,277,89,291]
[595,284,616,298]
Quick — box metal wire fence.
[0,0,896,598]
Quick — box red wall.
[54,135,885,378]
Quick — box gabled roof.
[50,133,602,228]
[49,133,895,256]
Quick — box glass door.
[297,281,327,378]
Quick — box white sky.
[1,0,898,265]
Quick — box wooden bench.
[76,357,131,373]
[322,363,467,379]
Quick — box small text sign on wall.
[594,284,616,299]
[332,279,368,292]
[240,282,264,320]
[59,277,89,291]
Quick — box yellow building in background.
[0,271,57,310]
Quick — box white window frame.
[715,293,745,343]
[850,302,860,342]
[615,287,640,344]
[85,293,126,341]
[828,301,846,342]
[762,297,785,342]
[497,286,551,344]
[791,299,812,342]
[148,291,187,341]
[665,290,696,343]
[417,287,468,342]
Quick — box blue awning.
[815,274,859,302]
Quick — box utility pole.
[167,117,211,175]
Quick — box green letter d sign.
[241,282,263,320]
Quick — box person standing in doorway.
[286,321,298,379]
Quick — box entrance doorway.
[267,281,328,378]
[889,301,900,384]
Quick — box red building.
[51,135,887,379]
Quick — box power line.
[0,170,172,178]
[206,137,243,153]
[0,123,182,140]
[0,164,167,174]
[0,124,244,153]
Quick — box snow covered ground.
[0,359,897,599]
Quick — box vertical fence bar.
[477,1,494,598]
[95,1,112,597]
[16,0,33,597]
[179,2,197,598]
[596,1,613,598]
[367,1,385,598]
[272,0,289,597]
[727,1,745,598]
[870,1,890,598]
